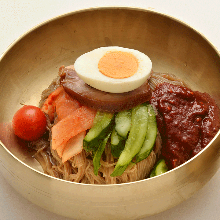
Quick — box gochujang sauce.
[150,83,220,169]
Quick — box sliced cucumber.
[111,128,122,146]
[150,159,168,177]
[111,104,149,177]
[111,128,125,158]
[83,112,114,152]
[115,110,131,138]
[93,133,111,175]
[136,104,157,163]
[92,111,106,125]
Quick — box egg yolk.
[98,51,139,79]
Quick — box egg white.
[74,46,152,93]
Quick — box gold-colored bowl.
[0,7,220,220]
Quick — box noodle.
[69,150,87,182]
[148,72,188,90]
[100,146,117,184]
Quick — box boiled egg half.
[74,46,152,93]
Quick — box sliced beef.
[61,67,152,113]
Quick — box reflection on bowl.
[0,7,220,220]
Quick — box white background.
[0,0,220,220]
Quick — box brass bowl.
[0,7,220,220]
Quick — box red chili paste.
[150,83,220,169]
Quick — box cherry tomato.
[12,105,47,141]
